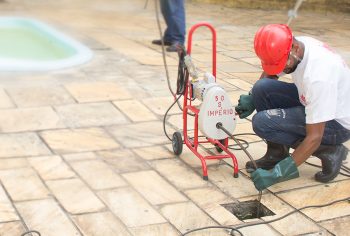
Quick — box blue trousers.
[251,79,350,146]
[160,0,186,44]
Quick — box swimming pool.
[0,17,93,71]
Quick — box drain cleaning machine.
[171,22,239,180]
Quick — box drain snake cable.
[216,123,263,218]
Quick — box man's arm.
[251,122,326,191]
[238,72,279,117]
[291,122,326,166]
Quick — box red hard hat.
[254,24,293,75]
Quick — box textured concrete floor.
[0,0,349,235]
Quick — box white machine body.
[192,73,236,140]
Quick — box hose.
[154,0,176,97]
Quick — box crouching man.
[235,24,350,190]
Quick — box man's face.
[283,44,300,74]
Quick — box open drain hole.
[221,200,275,220]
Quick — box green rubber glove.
[251,156,299,191]
[235,94,255,119]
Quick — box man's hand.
[251,156,299,191]
[235,94,255,119]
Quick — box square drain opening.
[221,200,275,220]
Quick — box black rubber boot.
[313,144,348,183]
[246,141,289,173]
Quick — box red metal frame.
[183,22,239,180]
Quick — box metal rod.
[144,0,149,9]
[287,0,305,26]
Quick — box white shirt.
[291,36,350,130]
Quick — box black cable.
[339,172,350,178]
[216,134,263,151]
[163,95,182,141]
[182,197,350,236]
[0,179,41,236]
[305,161,350,173]
[226,138,249,150]
[231,133,260,137]
[182,226,243,236]
[305,161,350,177]
[341,165,350,174]
[342,165,350,172]
[304,161,321,169]
[20,231,41,236]
[226,133,264,150]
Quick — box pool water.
[0,27,75,60]
[0,17,92,71]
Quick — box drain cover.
[221,200,275,220]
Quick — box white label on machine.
[198,86,236,139]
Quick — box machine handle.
[186,22,217,79]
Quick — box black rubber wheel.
[172,132,183,156]
[215,139,226,153]
[234,173,239,178]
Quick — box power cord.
[154,0,175,97]
[20,231,41,236]
[305,161,350,178]
[182,196,350,235]
[155,0,192,117]
[163,94,182,141]
[225,133,262,150]
[342,165,350,172]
